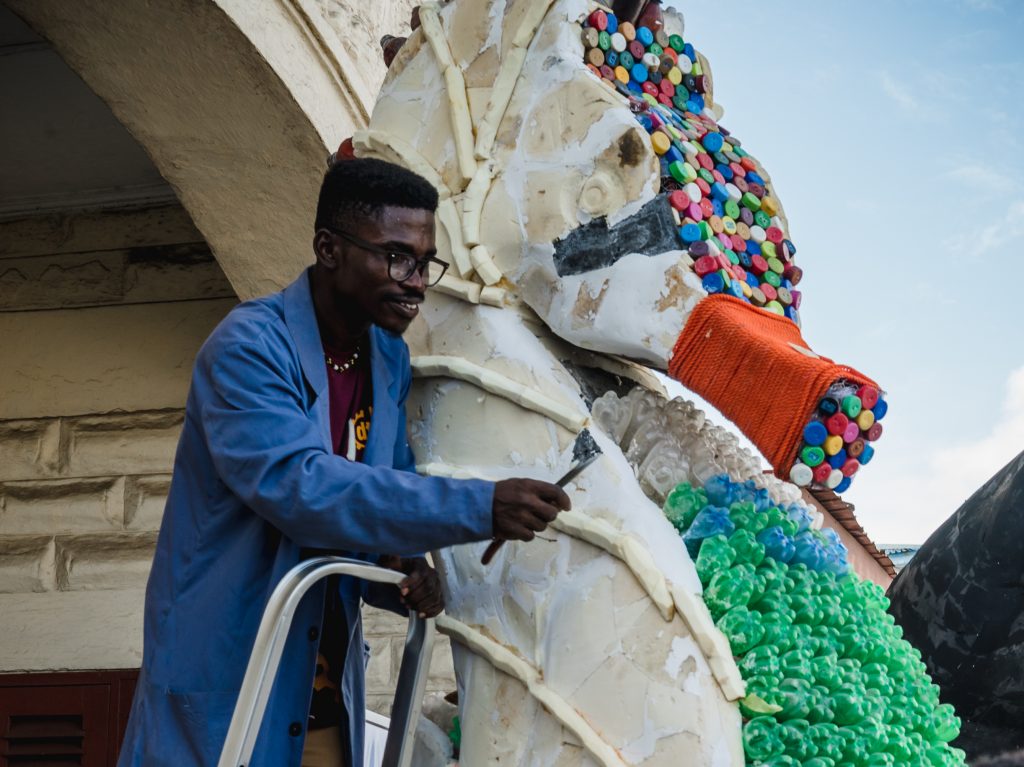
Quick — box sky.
[665,0,1024,544]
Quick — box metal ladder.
[218,556,435,767]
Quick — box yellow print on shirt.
[345,406,372,462]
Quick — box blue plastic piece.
[746,171,765,186]
[703,475,732,506]
[679,223,702,244]
[606,50,618,67]
[828,448,848,470]
[716,163,734,181]
[637,114,652,132]
[702,131,724,153]
[803,421,828,446]
[636,25,654,45]
[744,269,759,287]
[702,272,725,294]
[785,306,799,322]
[783,238,797,256]
[605,12,618,33]
[710,182,729,202]
[757,526,796,564]
[728,280,745,298]
[683,43,695,60]
[859,444,876,465]
[685,99,700,114]
[665,146,683,164]
[630,63,648,83]
[746,240,761,256]
[835,477,852,494]
[683,506,735,557]
[711,199,724,217]
[872,398,888,421]
[793,531,827,571]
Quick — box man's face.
[324,205,436,335]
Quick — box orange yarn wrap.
[668,295,879,479]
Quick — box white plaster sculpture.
[358,1,810,763]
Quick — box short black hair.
[314,157,439,232]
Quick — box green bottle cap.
[598,31,611,51]
[648,42,663,56]
[841,395,862,418]
[767,257,785,274]
[742,191,762,211]
[801,445,825,467]
[669,34,684,52]
[698,168,715,184]
[754,209,772,228]
[724,199,740,219]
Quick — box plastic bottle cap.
[813,462,833,484]
[801,445,826,468]
[841,458,860,477]
[753,210,771,230]
[822,434,843,455]
[722,217,737,235]
[614,65,630,84]
[741,192,762,211]
[586,48,606,67]
[856,409,875,431]
[760,240,777,259]
[643,52,661,69]
[842,421,860,443]
[846,438,865,459]
[582,27,600,48]
[825,469,844,489]
[841,395,863,418]
[669,33,684,51]
[680,222,702,243]
[871,398,888,422]
[859,444,875,465]
[620,21,636,41]
[828,447,847,469]
[598,30,612,50]
[866,422,884,441]
[605,12,619,34]
[760,196,779,216]
[857,385,880,409]
[819,397,840,416]
[676,54,693,74]
[826,413,849,435]
[790,462,814,487]
[835,477,852,494]
[587,10,608,30]
[749,225,767,243]
[636,25,654,46]
[650,131,671,154]
[763,271,781,288]
[750,287,767,306]
[766,225,784,244]
[803,421,828,446]
[766,300,784,315]
[610,32,627,52]
[701,272,725,294]
[776,286,793,306]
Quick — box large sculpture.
[888,450,1024,759]
[355,1,963,764]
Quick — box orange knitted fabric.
[668,295,879,479]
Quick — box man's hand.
[379,556,444,618]
[491,478,572,543]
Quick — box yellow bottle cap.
[761,196,779,216]
[856,409,875,431]
[615,66,630,84]
[823,434,843,456]
[651,131,671,155]
[668,67,683,85]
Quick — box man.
[118,158,570,767]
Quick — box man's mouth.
[385,295,423,319]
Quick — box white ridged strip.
[411,355,587,433]
[436,615,630,767]
[418,4,477,188]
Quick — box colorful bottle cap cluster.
[663,476,966,767]
[581,10,802,324]
[789,381,888,494]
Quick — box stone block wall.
[0,203,236,672]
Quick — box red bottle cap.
[732,235,747,252]
[813,462,833,484]
[699,198,715,218]
[857,385,879,409]
[669,190,688,210]
[588,10,608,30]
[729,161,746,178]
[766,226,784,244]
[866,422,884,442]
[751,255,769,274]
[694,255,717,277]
[841,458,861,477]
[695,177,711,195]
[826,413,849,436]
[697,152,714,170]
[760,283,777,301]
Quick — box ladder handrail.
[218,556,435,767]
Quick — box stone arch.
[6,0,409,298]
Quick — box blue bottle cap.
[637,114,652,131]
[683,42,695,60]
[636,25,654,45]
[680,223,702,243]
[711,198,724,216]
[630,62,648,83]
[783,239,797,256]
[626,79,643,93]
[702,272,725,294]
[606,50,619,67]
[710,182,729,202]
[702,131,724,153]
[803,421,828,446]
[819,397,840,416]
[693,94,705,110]
[728,280,745,298]
[828,448,848,470]
[716,163,734,181]
[835,477,852,494]
[685,99,699,113]
[859,444,875,465]
[605,12,618,34]
[784,306,798,322]
[872,398,888,421]
[745,270,759,288]
[665,146,683,164]
[746,240,761,256]
[746,171,764,186]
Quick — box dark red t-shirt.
[309,337,372,732]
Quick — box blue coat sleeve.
[198,337,494,555]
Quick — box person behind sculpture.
[117,158,571,767]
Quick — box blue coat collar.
[282,268,397,460]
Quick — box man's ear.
[313,229,338,269]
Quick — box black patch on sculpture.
[887,449,1024,759]
[552,195,679,277]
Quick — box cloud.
[879,70,920,112]
[853,366,1024,544]
[944,163,1018,194]
[975,198,1024,253]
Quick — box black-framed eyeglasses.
[326,227,449,287]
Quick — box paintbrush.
[481,429,602,565]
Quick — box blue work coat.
[118,269,494,767]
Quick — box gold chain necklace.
[325,347,360,374]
